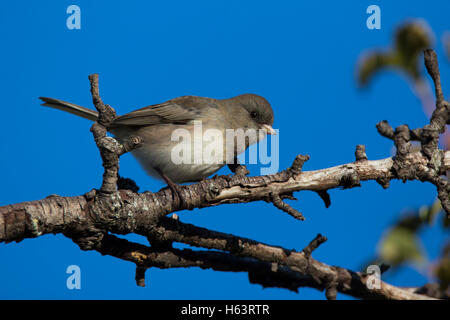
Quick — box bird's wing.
[111,96,213,127]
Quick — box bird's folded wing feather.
[111,97,208,127]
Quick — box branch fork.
[88,74,143,196]
[376,49,450,216]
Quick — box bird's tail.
[39,97,99,121]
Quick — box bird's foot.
[155,168,186,208]
[166,179,185,208]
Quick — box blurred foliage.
[433,243,450,291]
[357,19,433,86]
[377,200,445,266]
[443,32,450,62]
[364,200,446,271]
[379,223,424,265]
[420,198,445,225]
[372,200,449,290]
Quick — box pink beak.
[262,124,276,135]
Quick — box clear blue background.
[0,1,449,299]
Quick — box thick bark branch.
[0,151,445,299]
[2,151,448,245]
[95,232,436,299]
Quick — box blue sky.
[0,1,449,299]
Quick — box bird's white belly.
[131,136,226,183]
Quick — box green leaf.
[356,19,433,87]
[394,20,433,79]
[434,244,450,291]
[378,226,425,267]
[357,52,396,86]
[419,199,443,225]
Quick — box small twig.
[88,74,116,127]
[302,234,327,257]
[135,266,147,287]
[394,125,411,159]
[376,121,395,140]
[270,193,305,221]
[355,145,368,162]
[289,154,310,175]
[119,136,144,155]
[424,49,444,106]
[227,157,250,176]
[316,190,331,208]
[325,285,338,300]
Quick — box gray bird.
[39,94,275,189]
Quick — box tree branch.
[1,50,449,299]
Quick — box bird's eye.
[250,111,258,118]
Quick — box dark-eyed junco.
[39,94,275,187]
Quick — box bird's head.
[231,93,275,135]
